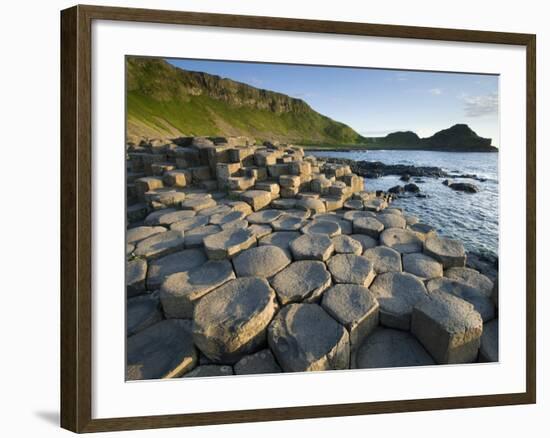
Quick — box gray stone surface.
[343,210,376,222]
[144,208,177,226]
[321,284,379,349]
[170,215,210,232]
[234,349,282,375]
[220,219,248,231]
[271,260,332,305]
[271,214,307,231]
[127,293,163,336]
[350,234,378,252]
[209,210,245,226]
[301,220,341,237]
[127,319,197,380]
[268,303,350,372]
[248,224,273,239]
[377,214,406,229]
[327,254,375,286]
[182,364,234,378]
[160,260,236,319]
[369,272,429,330]
[146,248,207,290]
[353,217,384,238]
[343,200,364,210]
[379,228,423,253]
[426,277,495,322]
[355,328,435,369]
[479,319,499,362]
[193,278,278,363]
[363,246,402,273]
[296,198,326,214]
[402,252,443,280]
[180,197,217,212]
[259,231,301,250]
[290,234,334,261]
[409,223,437,240]
[134,230,186,259]
[247,209,283,224]
[424,236,466,268]
[152,210,197,226]
[331,235,363,255]
[184,225,221,248]
[197,204,232,217]
[444,267,494,297]
[127,226,167,244]
[203,228,256,260]
[233,245,291,278]
[240,190,272,211]
[411,291,483,364]
[127,258,147,297]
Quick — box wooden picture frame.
[60,4,536,433]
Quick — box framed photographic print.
[60,4,536,433]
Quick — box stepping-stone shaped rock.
[296,198,326,214]
[409,223,437,240]
[343,199,364,210]
[248,224,272,239]
[127,293,163,336]
[180,197,217,212]
[233,245,291,278]
[170,215,210,232]
[285,209,311,220]
[321,284,379,349]
[247,209,282,224]
[146,248,207,290]
[153,210,197,226]
[127,319,197,380]
[184,225,221,248]
[444,267,494,297]
[369,272,429,330]
[290,234,334,261]
[234,349,282,375]
[203,228,256,260]
[380,228,423,253]
[313,215,352,234]
[144,208,177,226]
[268,303,350,372]
[327,254,375,286]
[220,219,248,231]
[424,236,466,268]
[259,231,301,250]
[426,277,495,322]
[402,252,443,280]
[377,214,406,229]
[127,226,167,244]
[353,217,384,238]
[271,214,307,231]
[271,198,297,210]
[146,190,187,207]
[227,201,253,216]
[343,210,376,222]
[350,234,378,252]
[363,246,402,273]
[182,364,234,378]
[197,204,232,217]
[355,328,435,369]
[331,235,362,255]
[134,230,186,260]
[209,210,245,226]
[160,260,235,319]
[384,208,403,216]
[405,215,420,226]
[193,278,278,363]
[411,290,483,364]
[271,260,332,305]
[479,319,499,362]
[240,190,272,211]
[127,258,147,297]
[302,220,341,237]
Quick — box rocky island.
[126,135,499,379]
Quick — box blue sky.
[167,58,499,146]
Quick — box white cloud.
[429,88,442,95]
[462,92,498,117]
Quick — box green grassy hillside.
[126,57,363,145]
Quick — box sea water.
[309,150,499,259]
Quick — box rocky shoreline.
[126,136,498,380]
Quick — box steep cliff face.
[126,57,362,145]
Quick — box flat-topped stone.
[271,260,332,305]
[377,214,406,229]
[127,226,167,244]
[343,210,376,222]
[353,217,384,238]
[268,303,350,372]
[151,210,197,226]
[203,228,256,260]
[240,190,272,211]
[301,220,341,237]
[290,234,334,261]
[409,223,437,240]
[144,208,177,226]
[197,204,232,217]
[127,293,163,337]
[193,277,278,363]
[233,245,291,278]
[479,319,499,362]
[247,209,283,224]
[321,284,379,349]
[234,349,282,375]
[314,216,353,234]
[184,225,221,248]
[355,328,435,369]
[350,234,378,252]
[402,252,443,280]
[180,197,217,212]
[327,254,375,286]
[127,320,197,380]
[271,198,297,210]
[147,248,207,290]
[127,258,148,297]
[296,198,327,214]
[363,246,402,273]
[182,364,234,378]
[411,290,483,364]
[248,224,272,239]
[285,209,311,220]
[380,228,423,253]
[160,260,235,319]
[227,201,253,216]
[444,267,494,297]
[343,199,364,210]
[134,230,186,260]
[220,219,248,231]
[259,231,301,250]
[424,236,466,268]
[331,235,362,255]
[426,277,495,322]
[370,272,429,330]
[209,210,245,226]
[271,214,307,231]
